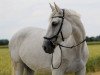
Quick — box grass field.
[86,45,100,72]
[0,43,100,75]
[0,47,11,75]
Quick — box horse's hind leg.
[13,61,24,75]
[24,65,35,75]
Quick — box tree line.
[0,39,9,45]
[0,35,100,45]
[86,35,100,42]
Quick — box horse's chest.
[64,58,84,72]
[62,49,84,72]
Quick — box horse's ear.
[49,3,55,12]
[54,3,61,13]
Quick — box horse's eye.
[52,22,58,26]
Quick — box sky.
[0,0,100,39]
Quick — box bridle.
[43,9,86,69]
[44,9,65,42]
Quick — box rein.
[43,9,86,69]
[51,38,86,69]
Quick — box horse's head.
[42,3,72,54]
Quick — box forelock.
[49,10,57,20]
[49,9,80,20]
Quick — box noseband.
[43,9,86,69]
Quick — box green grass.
[0,43,100,75]
[0,48,11,75]
[87,42,100,45]
[88,45,100,58]
[86,45,100,72]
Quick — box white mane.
[50,9,80,19]
[65,9,81,18]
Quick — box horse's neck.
[72,25,85,44]
[67,16,86,59]
[67,16,86,44]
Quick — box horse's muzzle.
[42,40,55,54]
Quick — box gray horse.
[9,3,89,75]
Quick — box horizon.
[0,0,100,39]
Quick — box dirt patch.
[87,72,100,75]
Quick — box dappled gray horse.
[9,3,89,75]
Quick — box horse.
[9,3,89,75]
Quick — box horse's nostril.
[43,46,47,50]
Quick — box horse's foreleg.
[14,62,24,75]
[75,66,86,75]
[24,65,35,75]
[52,69,64,75]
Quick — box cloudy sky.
[0,0,100,39]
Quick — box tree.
[86,35,100,42]
[0,39,9,45]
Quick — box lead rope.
[51,45,63,69]
[51,38,86,69]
